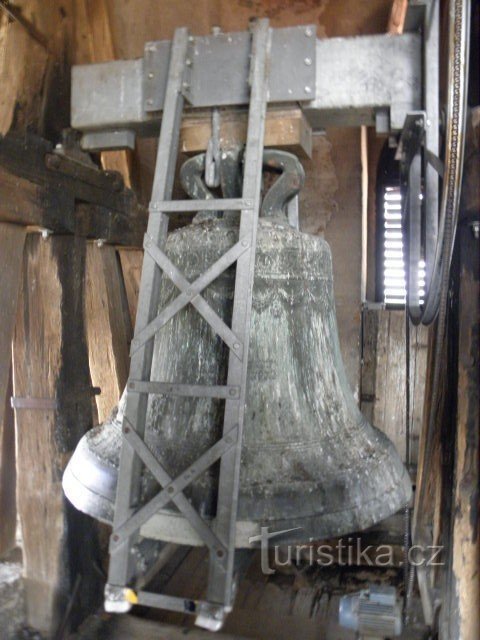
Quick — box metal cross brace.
[130,232,250,356]
[110,418,239,557]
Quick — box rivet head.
[305,27,313,37]
[304,57,312,66]
[216,549,225,558]
[304,86,312,94]
[229,388,236,396]
[124,426,130,434]
[167,486,174,494]
[148,72,154,79]
[146,98,153,106]
[233,342,240,350]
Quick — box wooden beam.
[445,164,480,640]
[0,133,146,245]
[0,223,26,556]
[118,248,143,329]
[0,165,48,227]
[0,366,16,557]
[387,0,409,35]
[180,107,312,159]
[12,235,102,634]
[0,223,26,428]
[85,243,130,421]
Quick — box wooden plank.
[12,235,102,634]
[85,243,130,421]
[373,310,406,459]
[361,308,428,464]
[75,203,147,247]
[0,366,16,557]
[0,6,48,135]
[387,0,409,35]
[0,133,147,245]
[0,166,46,226]
[360,308,379,423]
[180,107,312,159]
[446,222,480,639]
[118,248,143,329]
[0,223,26,555]
[0,223,26,432]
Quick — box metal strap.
[128,380,240,399]
[119,420,227,560]
[11,387,100,410]
[150,198,253,212]
[108,26,191,588]
[207,19,272,606]
[130,234,247,357]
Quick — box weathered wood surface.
[0,367,16,557]
[361,308,428,463]
[118,248,143,330]
[85,243,130,421]
[180,108,312,158]
[0,224,26,556]
[12,235,102,634]
[0,133,146,245]
[0,223,26,432]
[442,197,480,640]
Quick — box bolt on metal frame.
[106,19,272,627]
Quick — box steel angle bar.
[128,380,240,399]
[130,235,247,357]
[206,18,271,608]
[120,419,227,559]
[150,198,254,212]
[108,27,190,588]
[110,424,239,548]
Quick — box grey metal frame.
[71,32,421,140]
[106,19,272,625]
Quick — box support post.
[0,223,26,556]
[12,235,103,635]
[85,243,131,421]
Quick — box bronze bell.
[63,150,411,546]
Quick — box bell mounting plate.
[143,25,316,111]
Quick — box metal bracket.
[11,387,101,410]
[142,25,316,111]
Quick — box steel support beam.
[71,32,421,141]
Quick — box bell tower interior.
[0,1,478,639]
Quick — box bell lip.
[62,429,117,525]
[62,461,114,525]
[140,472,412,548]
